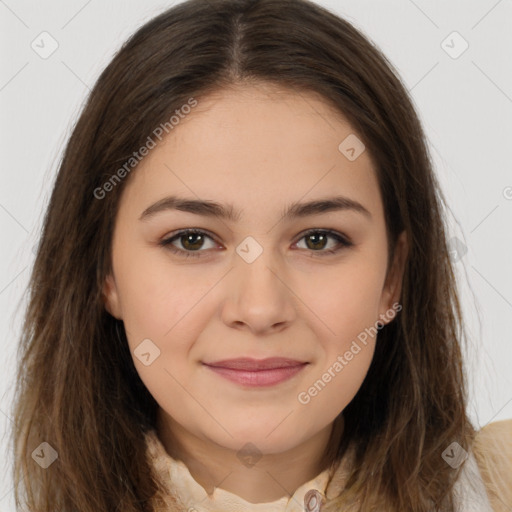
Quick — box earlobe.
[102,273,122,319]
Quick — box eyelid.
[159,227,353,258]
[158,228,220,258]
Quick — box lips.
[202,358,309,387]
[203,357,307,371]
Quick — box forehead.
[119,84,384,225]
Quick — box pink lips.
[202,357,308,387]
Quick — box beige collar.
[144,421,508,511]
[144,428,351,512]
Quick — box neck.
[156,410,342,504]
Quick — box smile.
[202,362,309,387]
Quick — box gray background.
[1,0,511,508]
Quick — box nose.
[220,247,297,335]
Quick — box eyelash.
[158,228,353,259]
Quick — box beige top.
[145,419,512,512]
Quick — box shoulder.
[472,418,512,512]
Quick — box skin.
[103,82,408,504]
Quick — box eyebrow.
[139,195,372,222]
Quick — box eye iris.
[305,233,327,250]
[182,233,204,250]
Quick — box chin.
[212,423,306,454]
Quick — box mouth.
[203,357,308,370]
[202,358,309,387]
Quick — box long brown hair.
[11,0,475,510]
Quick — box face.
[103,83,407,457]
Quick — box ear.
[102,273,123,320]
[378,230,408,325]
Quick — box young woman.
[11,0,511,511]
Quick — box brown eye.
[295,229,353,256]
[159,229,217,258]
[178,232,207,251]
[304,232,329,250]
[159,228,353,259]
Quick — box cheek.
[113,241,211,342]
[293,260,383,414]
[113,249,223,413]
[113,254,206,417]
[300,257,385,342]
[296,312,378,426]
